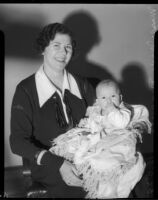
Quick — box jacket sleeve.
[10,84,41,162]
[107,107,131,129]
[10,84,64,169]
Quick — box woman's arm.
[10,84,40,162]
[10,84,63,168]
[130,105,152,134]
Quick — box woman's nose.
[60,46,67,54]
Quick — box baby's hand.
[78,118,88,127]
[103,99,115,114]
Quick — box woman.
[10,23,95,198]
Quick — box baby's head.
[96,79,122,108]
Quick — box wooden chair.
[22,158,48,198]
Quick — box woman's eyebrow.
[51,41,60,44]
[51,41,72,45]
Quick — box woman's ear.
[41,49,45,56]
[120,94,123,102]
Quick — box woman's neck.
[43,64,64,91]
[44,64,64,80]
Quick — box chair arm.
[143,153,153,197]
[133,152,153,198]
[22,158,48,198]
[26,182,48,198]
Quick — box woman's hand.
[132,121,148,134]
[59,160,83,187]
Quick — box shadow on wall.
[63,10,116,88]
[119,62,153,153]
[0,8,45,60]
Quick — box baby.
[50,79,151,199]
[79,79,151,137]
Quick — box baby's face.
[96,85,121,108]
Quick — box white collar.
[35,65,82,107]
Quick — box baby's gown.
[50,104,151,198]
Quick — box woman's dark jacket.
[10,72,95,185]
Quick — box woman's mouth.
[56,57,66,62]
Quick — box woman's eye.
[112,95,116,98]
[54,44,59,47]
[51,43,60,48]
[102,97,106,99]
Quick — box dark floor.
[4,166,27,198]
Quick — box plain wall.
[2,4,156,167]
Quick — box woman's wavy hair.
[35,23,76,56]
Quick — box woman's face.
[43,33,73,72]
